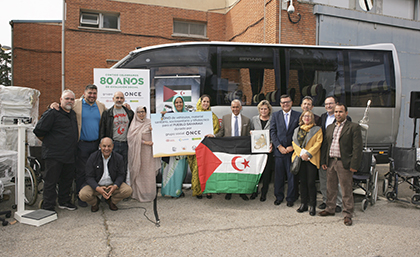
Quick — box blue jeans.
[113,141,128,175]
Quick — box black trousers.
[299,161,318,207]
[75,140,99,194]
[259,152,274,197]
[43,159,75,209]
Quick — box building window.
[173,20,207,38]
[80,11,120,30]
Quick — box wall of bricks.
[12,22,62,114]
[280,1,316,45]
[65,0,225,98]
[12,0,318,115]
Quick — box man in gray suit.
[215,99,250,137]
[214,99,251,200]
[319,103,362,226]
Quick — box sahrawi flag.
[196,137,267,194]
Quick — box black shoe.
[179,192,185,198]
[274,199,282,205]
[296,203,308,213]
[250,192,257,200]
[196,195,203,199]
[225,194,232,200]
[206,194,212,199]
[78,198,88,208]
[335,205,342,213]
[318,202,327,209]
[240,194,249,201]
[58,202,77,211]
[309,206,316,216]
[286,201,294,207]
[260,195,266,202]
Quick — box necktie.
[234,116,239,136]
[285,113,289,130]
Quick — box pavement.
[1,164,420,256]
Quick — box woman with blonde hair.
[291,110,323,216]
[250,100,273,201]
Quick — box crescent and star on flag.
[231,156,250,171]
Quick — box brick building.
[11,0,317,111]
[10,0,420,146]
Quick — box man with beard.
[51,84,106,207]
[34,90,78,212]
[99,91,134,173]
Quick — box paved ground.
[1,164,419,256]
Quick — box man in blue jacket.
[270,94,301,207]
[79,137,132,212]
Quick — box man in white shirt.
[79,137,132,212]
[214,99,251,200]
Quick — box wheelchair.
[353,149,378,211]
[383,147,420,205]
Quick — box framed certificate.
[250,130,270,153]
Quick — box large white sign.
[94,68,150,114]
[151,112,213,157]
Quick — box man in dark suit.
[319,103,362,226]
[79,137,132,212]
[270,94,301,207]
[318,96,352,212]
[214,99,251,200]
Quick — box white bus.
[113,42,400,163]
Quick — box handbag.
[290,156,301,175]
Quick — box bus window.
[152,66,206,113]
[216,46,280,106]
[285,48,344,106]
[348,51,395,107]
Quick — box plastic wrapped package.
[0,150,17,182]
[0,85,40,150]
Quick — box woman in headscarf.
[292,110,323,216]
[187,94,220,199]
[127,106,160,202]
[160,95,188,197]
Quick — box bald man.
[99,91,134,173]
[79,137,133,212]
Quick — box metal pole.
[62,0,66,92]
[16,121,26,213]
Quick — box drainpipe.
[62,0,66,92]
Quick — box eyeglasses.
[64,97,75,101]
[280,100,291,104]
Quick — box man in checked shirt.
[319,103,362,226]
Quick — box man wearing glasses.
[270,94,301,207]
[34,90,79,212]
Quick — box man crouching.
[79,137,132,212]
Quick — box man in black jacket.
[79,137,132,212]
[99,91,134,173]
[33,89,78,212]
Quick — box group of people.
[33,84,362,226]
[33,85,157,213]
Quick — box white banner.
[151,112,213,157]
[94,68,150,115]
